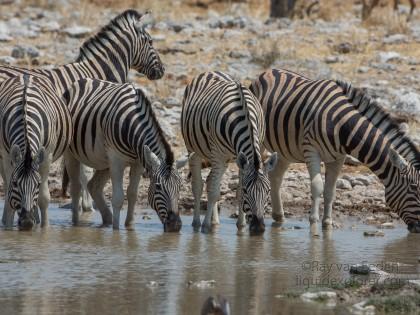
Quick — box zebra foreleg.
[202,161,227,233]
[38,158,51,227]
[109,153,126,230]
[304,149,323,226]
[323,158,345,229]
[1,156,14,228]
[87,169,113,226]
[236,168,246,230]
[64,152,82,225]
[268,158,290,223]
[189,153,203,229]
[125,164,143,229]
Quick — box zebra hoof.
[272,212,285,223]
[192,219,201,230]
[201,224,212,234]
[322,218,333,229]
[309,214,320,224]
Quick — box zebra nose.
[148,65,164,80]
[249,215,265,235]
[164,212,182,232]
[17,208,35,231]
[408,221,420,233]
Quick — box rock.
[363,230,385,237]
[0,21,11,41]
[142,215,151,220]
[0,56,15,64]
[408,280,420,288]
[146,281,164,288]
[336,178,352,190]
[335,42,353,54]
[371,62,397,71]
[300,291,337,303]
[187,280,216,288]
[393,91,420,115]
[229,50,251,59]
[325,56,340,64]
[378,51,401,63]
[350,301,375,315]
[379,222,395,229]
[11,45,39,59]
[40,21,60,32]
[350,263,388,275]
[63,26,92,38]
[164,97,181,108]
[357,66,369,73]
[208,16,247,29]
[383,34,408,44]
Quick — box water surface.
[0,206,419,315]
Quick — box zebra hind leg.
[202,161,227,233]
[304,149,324,227]
[109,153,126,230]
[189,153,203,230]
[268,158,290,224]
[38,158,51,227]
[323,158,345,229]
[236,168,246,230]
[80,164,94,212]
[87,169,113,226]
[64,152,82,225]
[125,164,143,229]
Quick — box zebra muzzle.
[249,215,265,235]
[407,221,420,233]
[163,212,182,233]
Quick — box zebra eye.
[156,183,162,189]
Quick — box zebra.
[181,71,278,234]
[62,78,182,231]
[0,9,164,224]
[250,68,420,233]
[0,74,72,230]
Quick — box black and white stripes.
[251,68,420,232]
[63,78,182,231]
[181,71,277,234]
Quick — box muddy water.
[0,206,419,315]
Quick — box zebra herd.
[0,9,419,234]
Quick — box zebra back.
[337,80,420,171]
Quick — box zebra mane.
[135,88,174,167]
[77,9,142,62]
[235,80,260,170]
[22,74,33,169]
[336,80,420,170]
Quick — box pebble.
[357,66,369,74]
[336,178,352,190]
[300,291,337,304]
[350,301,375,315]
[350,264,388,276]
[11,45,39,59]
[188,280,216,288]
[383,34,408,44]
[363,230,385,237]
[325,55,340,64]
[142,215,151,220]
[378,51,401,63]
[379,222,395,229]
[408,280,420,288]
[335,42,353,54]
[63,26,92,38]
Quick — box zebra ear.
[135,10,152,29]
[389,149,408,171]
[35,147,45,165]
[236,152,249,170]
[144,145,161,171]
[264,152,278,173]
[10,145,22,164]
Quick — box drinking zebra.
[0,9,164,224]
[0,74,72,229]
[250,68,420,233]
[181,72,278,234]
[63,78,182,231]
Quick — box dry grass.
[250,40,282,70]
[362,7,410,34]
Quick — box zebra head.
[7,145,44,230]
[132,12,165,80]
[237,152,278,235]
[144,146,182,232]
[387,149,420,233]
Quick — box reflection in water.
[0,206,419,315]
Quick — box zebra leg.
[269,158,290,223]
[87,169,113,226]
[189,153,203,229]
[80,165,94,212]
[64,152,82,225]
[305,150,323,225]
[125,164,143,229]
[323,158,345,229]
[0,158,7,225]
[202,162,227,233]
[38,159,51,228]
[236,169,246,230]
[109,153,126,230]
[1,156,14,227]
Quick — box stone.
[11,45,40,59]
[300,291,337,303]
[325,55,340,64]
[164,97,181,108]
[379,222,395,229]
[393,91,420,115]
[408,280,420,288]
[187,280,216,288]
[40,21,60,32]
[363,230,385,237]
[350,301,375,315]
[357,66,369,73]
[378,51,401,63]
[335,42,353,54]
[336,178,352,190]
[63,26,92,38]
[0,56,15,64]
[383,34,408,44]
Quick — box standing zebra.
[0,9,164,225]
[250,69,420,233]
[63,78,182,231]
[0,74,72,229]
[181,72,278,234]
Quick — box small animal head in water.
[8,145,44,230]
[236,152,278,235]
[144,146,182,232]
[201,295,230,315]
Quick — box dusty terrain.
[0,0,420,228]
